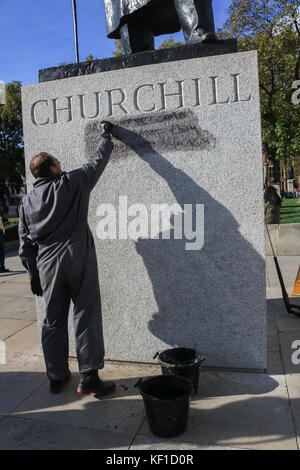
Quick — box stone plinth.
[22,46,266,371]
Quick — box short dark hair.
[30,152,56,178]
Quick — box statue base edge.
[39,39,237,83]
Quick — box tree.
[112,36,184,56]
[158,36,184,49]
[0,81,24,198]
[219,0,300,162]
[85,54,99,62]
[112,39,124,57]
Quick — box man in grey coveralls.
[18,122,116,395]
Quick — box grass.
[280,198,300,224]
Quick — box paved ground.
[0,251,300,450]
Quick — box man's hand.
[100,121,113,138]
[30,276,43,297]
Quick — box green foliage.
[158,36,184,49]
[85,54,99,62]
[0,81,24,196]
[112,40,124,57]
[220,0,300,162]
[112,35,184,56]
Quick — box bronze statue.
[104,0,218,54]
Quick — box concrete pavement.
[0,251,300,450]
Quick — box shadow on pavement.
[4,251,19,258]
[0,369,295,450]
[267,297,300,375]
[0,271,27,278]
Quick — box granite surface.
[22,50,266,370]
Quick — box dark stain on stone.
[84,109,216,161]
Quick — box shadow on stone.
[104,124,266,369]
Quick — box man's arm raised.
[81,121,114,190]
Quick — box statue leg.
[174,0,218,44]
[120,23,154,54]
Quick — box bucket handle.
[153,351,178,368]
[154,350,206,366]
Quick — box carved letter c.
[31,100,49,126]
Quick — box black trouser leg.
[70,257,105,374]
[174,0,216,43]
[120,23,154,54]
[41,281,71,381]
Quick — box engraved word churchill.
[30,74,252,126]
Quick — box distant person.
[264,185,282,224]
[0,214,10,273]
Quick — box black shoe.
[0,268,10,273]
[77,371,116,396]
[49,371,72,394]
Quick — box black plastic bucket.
[135,375,193,438]
[154,348,205,394]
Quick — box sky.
[0,0,232,86]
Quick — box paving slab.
[0,297,36,321]
[267,314,280,354]
[0,416,131,450]
[284,374,300,446]
[266,287,284,300]
[11,362,159,437]
[277,332,300,376]
[276,310,300,335]
[0,296,13,306]
[0,353,47,416]
[266,256,300,291]
[267,350,284,375]
[130,434,244,450]
[0,273,29,284]
[2,251,21,266]
[5,322,41,356]
[0,282,32,298]
[137,371,297,450]
[0,319,34,341]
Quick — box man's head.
[30,152,62,179]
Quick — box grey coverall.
[18,138,113,380]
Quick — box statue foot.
[188,30,219,45]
